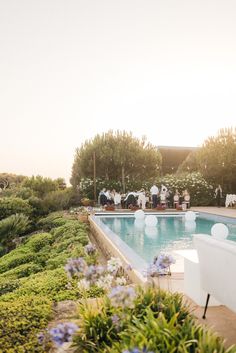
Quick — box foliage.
[42,188,77,212]
[179,127,236,193]
[73,287,235,353]
[0,295,52,353]
[159,172,215,206]
[0,213,30,252]
[0,214,91,301]
[80,172,214,206]
[0,172,26,189]
[0,197,32,220]
[0,262,42,280]
[36,211,67,231]
[25,232,54,252]
[21,175,61,198]
[71,130,162,193]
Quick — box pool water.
[100,215,236,264]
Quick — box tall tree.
[178,127,236,193]
[71,131,162,193]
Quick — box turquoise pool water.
[100,215,236,264]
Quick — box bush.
[0,277,20,295]
[36,211,66,231]
[0,249,36,274]
[0,197,32,220]
[10,268,79,301]
[0,295,52,352]
[73,287,236,353]
[25,232,54,252]
[0,262,42,280]
[0,213,30,251]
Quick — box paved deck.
[178,207,236,347]
[192,206,236,219]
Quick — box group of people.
[150,184,191,209]
[98,184,191,210]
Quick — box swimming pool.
[98,213,236,266]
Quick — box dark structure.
[158,146,198,175]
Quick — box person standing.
[215,184,223,207]
[150,183,159,208]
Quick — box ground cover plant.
[0,213,96,352]
[72,286,236,353]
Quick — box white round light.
[134,209,145,220]
[185,220,196,232]
[145,215,158,227]
[185,211,196,222]
[134,219,145,230]
[211,223,229,239]
[145,226,158,238]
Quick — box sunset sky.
[1,0,236,183]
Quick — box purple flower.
[65,258,87,278]
[85,265,106,284]
[84,243,97,255]
[147,253,176,277]
[108,286,136,308]
[49,322,79,346]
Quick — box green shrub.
[73,287,236,353]
[0,295,52,352]
[0,213,30,252]
[0,197,32,220]
[0,277,20,295]
[36,211,66,231]
[109,309,235,353]
[0,249,36,274]
[25,232,53,252]
[45,253,70,270]
[12,268,78,301]
[0,262,42,280]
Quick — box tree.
[71,131,162,193]
[22,176,62,198]
[178,127,236,193]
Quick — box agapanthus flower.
[147,253,175,277]
[107,257,122,274]
[85,265,106,284]
[65,258,87,278]
[96,274,113,290]
[49,322,79,346]
[108,286,136,308]
[84,243,97,255]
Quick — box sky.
[0,0,236,184]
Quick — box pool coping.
[89,215,149,285]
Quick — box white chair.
[160,193,167,207]
[173,194,179,208]
[194,234,236,318]
[183,194,190,208]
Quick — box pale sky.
[1,0,236,184]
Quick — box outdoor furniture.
[174,249,219,307]
[225,194,236,207]
[194,234,236,318]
